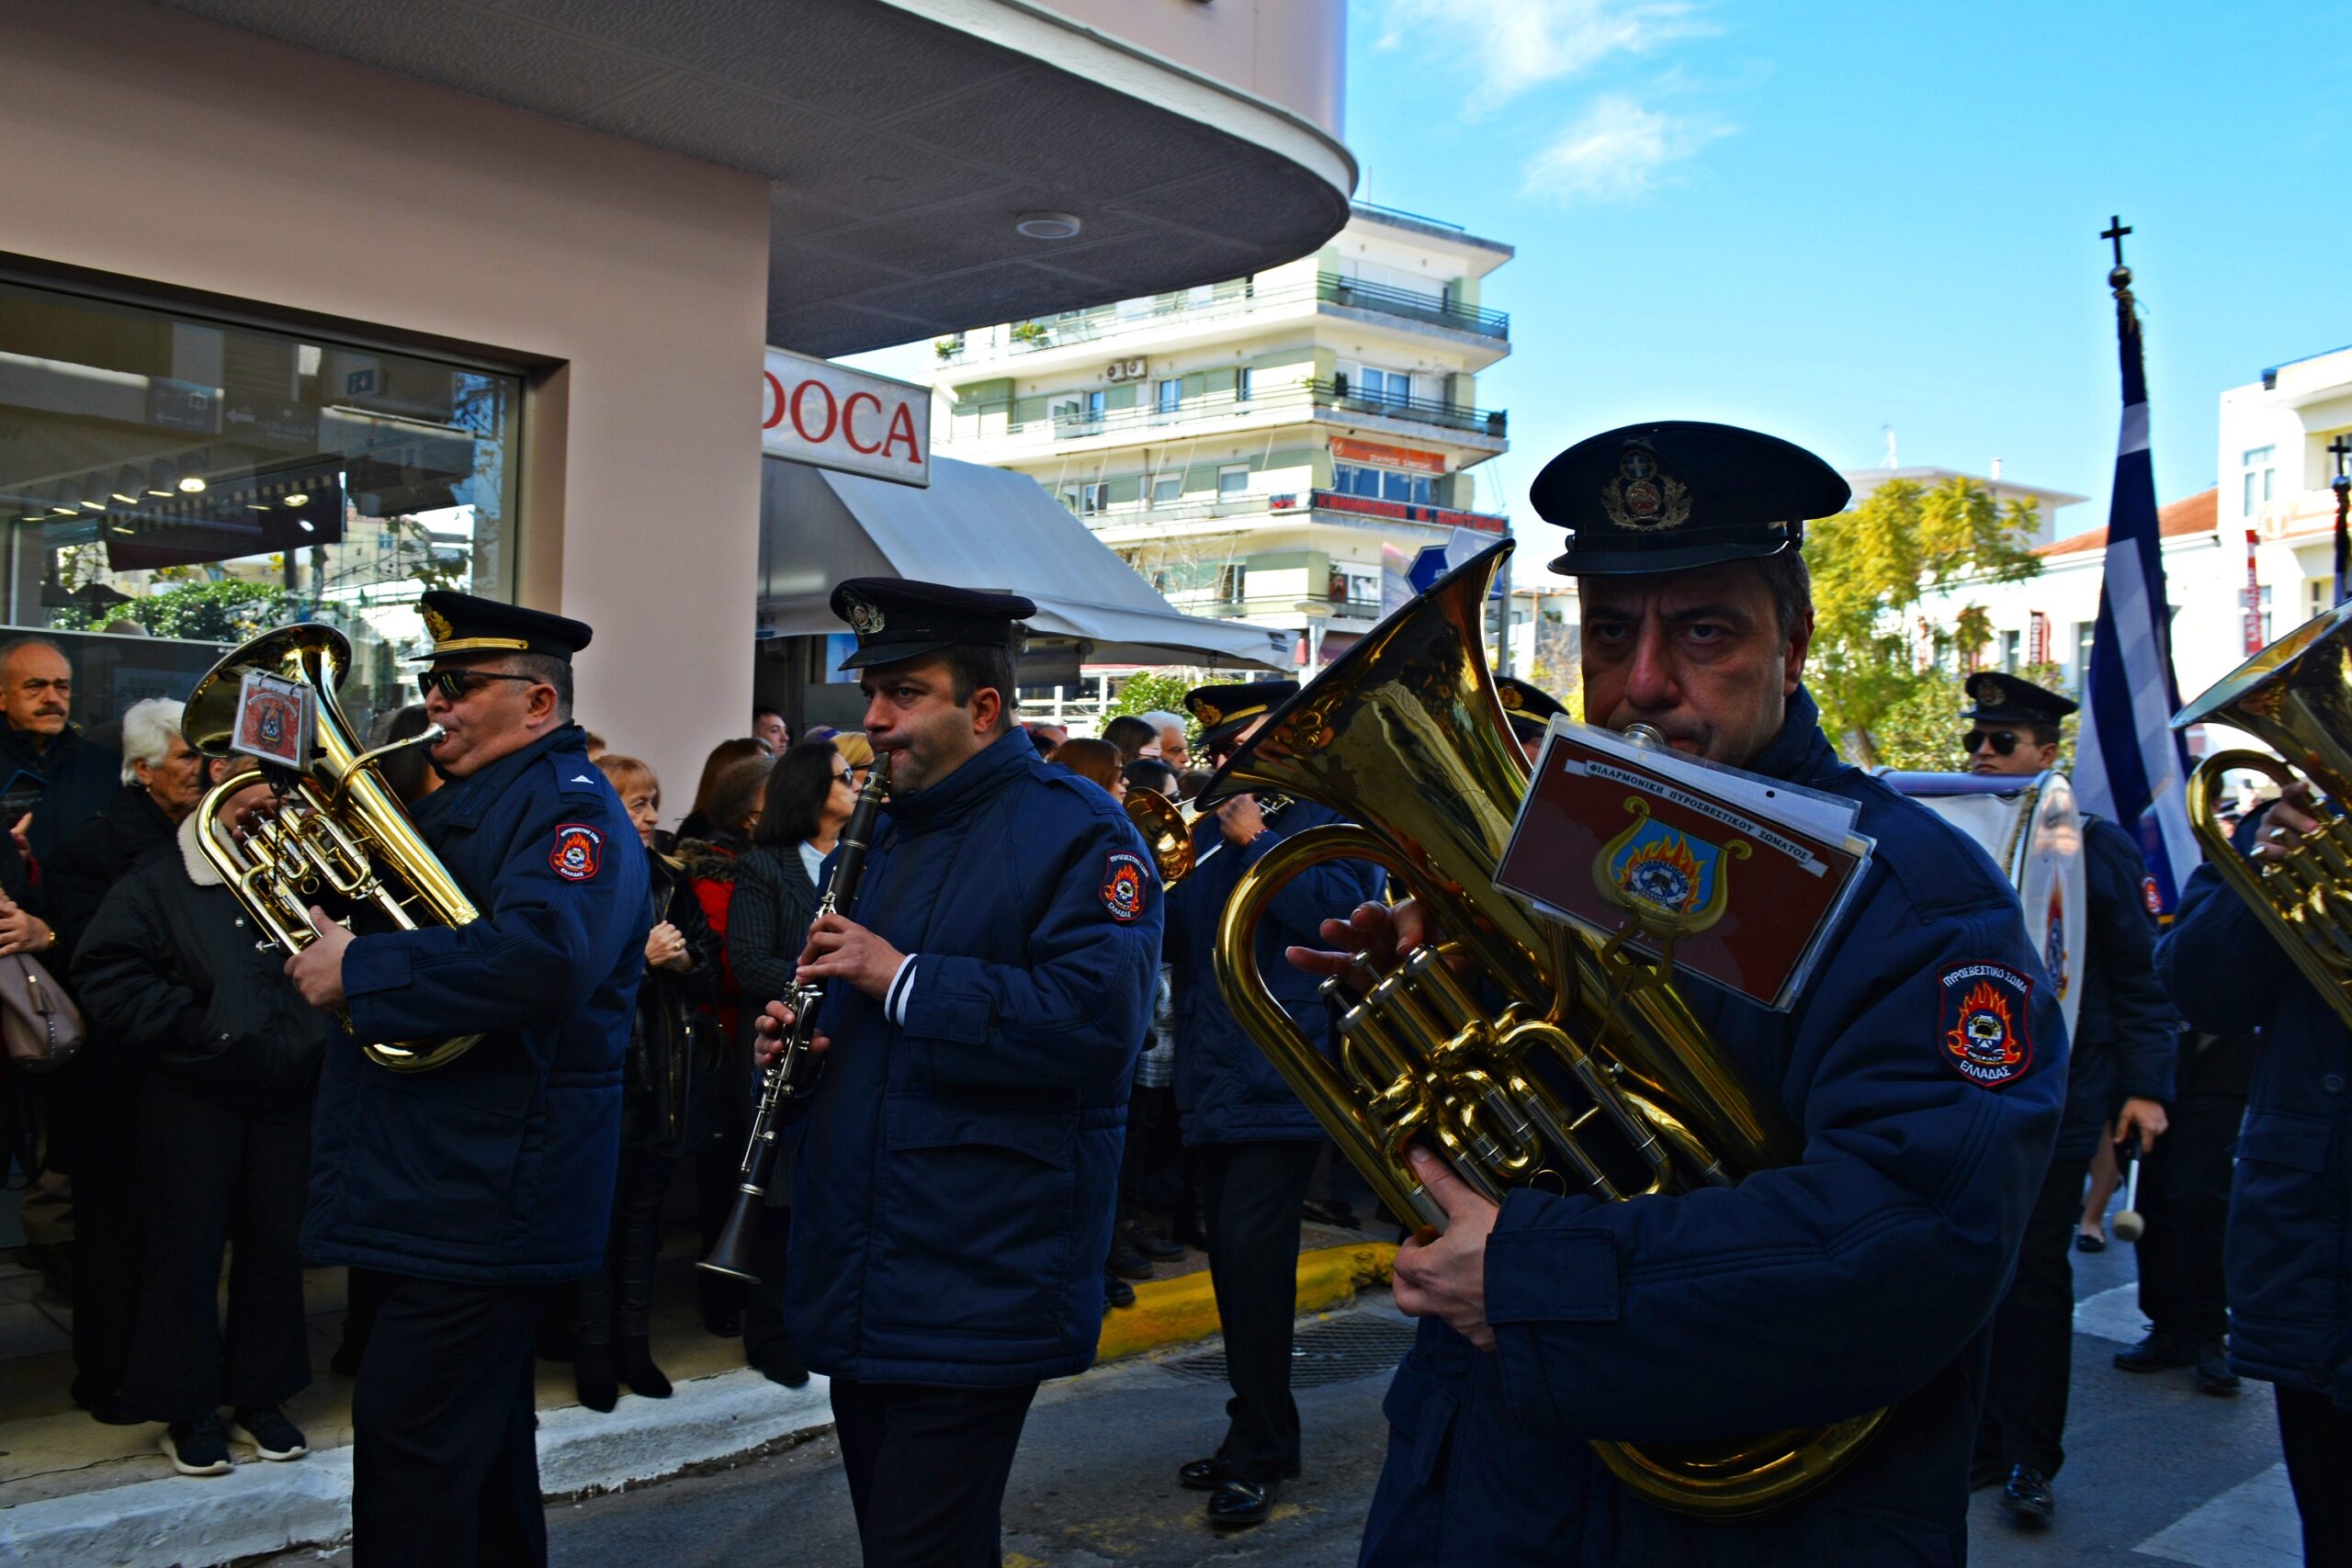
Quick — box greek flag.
[2073,276,2198,912]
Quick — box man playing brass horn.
[1293,423,2066,1564]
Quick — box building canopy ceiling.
[153,0,1355,357]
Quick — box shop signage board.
[1330,436,1446,476]
[761,346,930,488]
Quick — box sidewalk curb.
[0,1244,1396,1566]
[1098,1241,1399,1363]
[0,1372,835,1567]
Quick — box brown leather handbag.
[0,952,85,1073]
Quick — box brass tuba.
[184,624,483,1072]
[1203,539,1883,1517]
[2174,599,2352,1030]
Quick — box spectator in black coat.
[572,755,722,1412]
[73,769,329,1476]
[721,739,858,1387]
[35,697,209,1416]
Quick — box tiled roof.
[2035,488,2219,558]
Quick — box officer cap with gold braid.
[1496,675,1567,745]
[1185,680,1297,755]
[1536,420,1850,576]
[830,578,1035,671]
[415,591,593,662]
[1962,671,2076,728]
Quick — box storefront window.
[0,276,519,736]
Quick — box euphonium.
[183,624,483,1072]
[1202,539,1883,1517]
[2174,598,2352,1030]
[1124,785,1292,886]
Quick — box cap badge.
[845,594,886,636]
[1498,686,1524,710]
[1600,444,1691,533]
[424,605,454,642]
[1191,700,1224,728]
[1980,677,2006,706]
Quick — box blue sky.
[851,1,2350,546]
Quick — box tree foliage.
[1102,671,1198,742]
[51,580,297,641]
[1805,477,2043,764]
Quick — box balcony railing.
[1072,489,1508,539]
[936,273,1507,363]
[945,380,1507,447]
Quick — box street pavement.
[259,1218,2302,1568]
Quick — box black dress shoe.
[2112,1329,2190,1373]
[1126,1225,1186,1262]
[2073,1230,2106,1253]
[1104,1274,1136,1309]
[2193,1340,2242,1395]
[2002,1464,2053,1523]
[1179,1455,1226,1491]
[1207,1479,1273,1529]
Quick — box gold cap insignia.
[845,595,885,636]
[1190,700,1224,728]
[1600,443,1692,533]
[1979,677,2005,706]
[1498,686,1525,710]
[424,605,454,642]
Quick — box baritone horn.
[2174,597,2352,1031]
[1123,787,1201,885]
[184,624,483,1072]
[1199,538,1884,1518]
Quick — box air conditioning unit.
[1105,358,1148,382]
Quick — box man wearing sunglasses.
[1959,671,2178,1526]
[280,590,648,1568]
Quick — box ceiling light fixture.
[283,492,310,507]
[1013,211,1082,241]
[177,475,207,493]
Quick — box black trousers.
[120,1077,311,1423]
[577,1145,674,1345]
[352,1273,547,1568]
[2278,1385,2352,1567]
[68,1066,145,1410]
[1977,1154,2090,1477]
[742,1204,795,1365]
[830,1375,1040,1568]
[2132,1093,2241,1345]
[1198,1138,1323,1482]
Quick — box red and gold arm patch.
[1101,850,1149,923]
[549,822,605,882]
[1936,961,2035,1089]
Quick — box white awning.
[757,456,1289,671]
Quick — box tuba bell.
[2174,598,2352,1030]
[184,624,484,1072]
[1201,539,1883,1517]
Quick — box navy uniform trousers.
[352,1271,547,1567]
[831,1377,1043,1568]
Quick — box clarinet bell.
[697,1184,764,1282]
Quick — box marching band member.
[1291,423,2067,1565]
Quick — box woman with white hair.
[40,694,213,1422]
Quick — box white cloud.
[1375,0,1713,116]
[1519,95,1731,205]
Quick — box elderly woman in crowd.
[719,738,866,1387]
[72,761,327,1477]
[569,755,722,1411]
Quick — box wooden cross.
[2101,216,2132,267]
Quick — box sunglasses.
[417,670,540,702]
[1962,729,2029,756]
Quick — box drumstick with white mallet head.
[2110,1135,2145,1243]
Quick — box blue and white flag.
[2074,274,2198,913]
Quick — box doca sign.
[761,346,930,487]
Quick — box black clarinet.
[698,751,892,1281]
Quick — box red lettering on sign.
[789,379,838,445]
[884,402,922,463]
[842,391,884,455]
[761,371,786,431]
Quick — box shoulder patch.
[550,822,605,882]
[1101,849,1150,923]
[1937,961,2035,1089]
[2141,874,2160,915]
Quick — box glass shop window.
[0,276,520,735]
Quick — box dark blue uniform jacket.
[1168,799,1385,1145]
[1361,689,2067,1568]
[301,724,649,1283]
[2054,815,2177,1161]
[785,730,1162,1386]
[2156,825,2352,1410]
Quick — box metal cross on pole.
[2101,216,2132,268]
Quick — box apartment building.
[931,202,1511,668]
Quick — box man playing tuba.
[1291,423,2067,1564]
